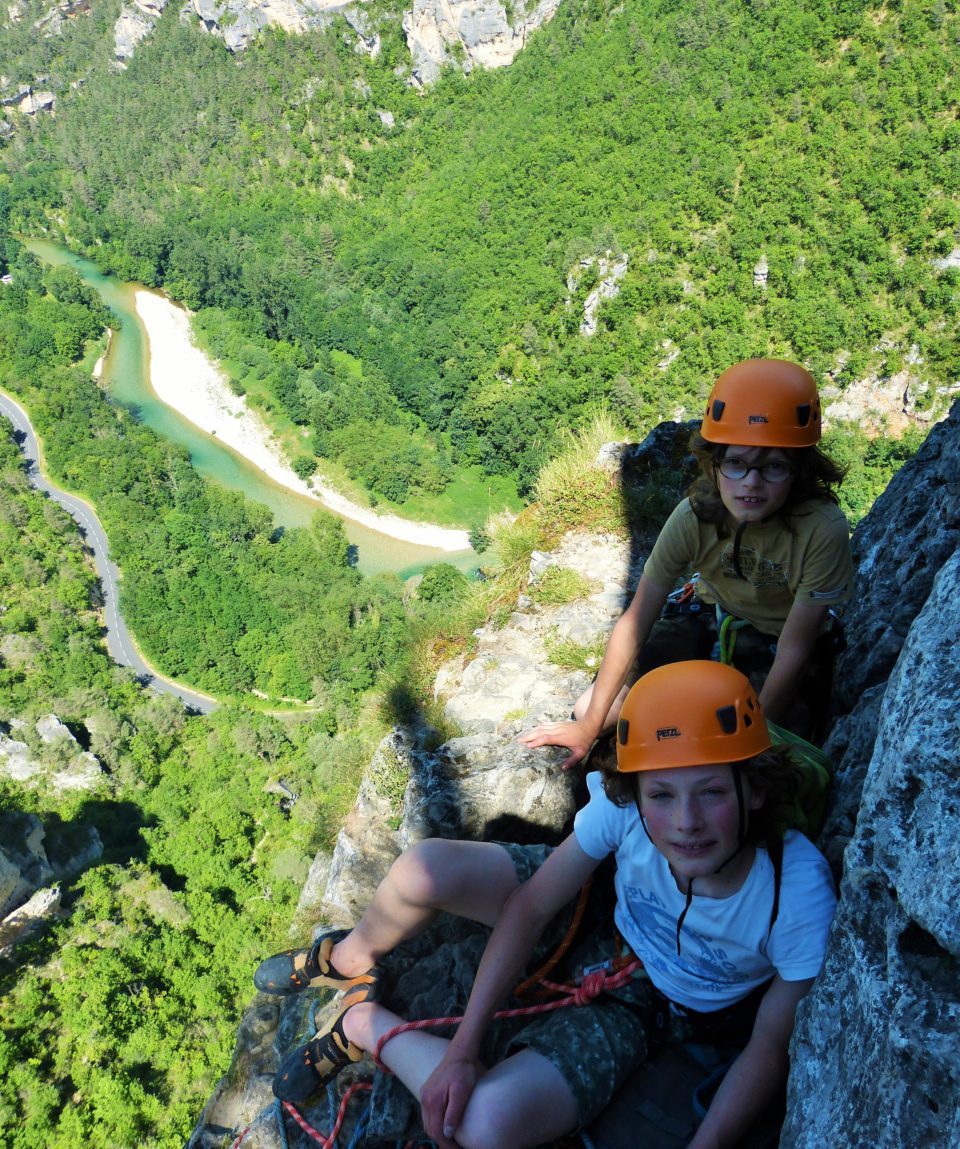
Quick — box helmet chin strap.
[636,766,749,956]
[732,519,749,580]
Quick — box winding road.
[0,389,218,714]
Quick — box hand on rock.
[519,719,597,770]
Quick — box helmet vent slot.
[617,718,629,746]
[796,402,811,426]
[711,399,726,422]
[716,705,737,734]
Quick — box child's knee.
[455,1065,578,1149]
[340,1000,383,1052]
[391,839,467,906]
[456,1091,522,1149]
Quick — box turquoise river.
[26,239,476,577]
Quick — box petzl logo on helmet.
[748,415,769,424]
[656,727,681,741]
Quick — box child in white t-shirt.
[255,661,836,1149]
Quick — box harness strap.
[766,833,784,936]
[675,882,695,956]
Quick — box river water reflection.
[26,239,475,578]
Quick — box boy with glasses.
[522,359,852,758]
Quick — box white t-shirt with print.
[573,772,837,1012]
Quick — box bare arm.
[519,573,671,768]
[686,975,814,1149]
[757,601,828,723]
[419,837,601,1146]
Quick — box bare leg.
[572,681,630,729]
[330,839,520,979]
[344,1002,579,1149]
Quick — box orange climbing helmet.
[700,359,822,447]
[616,661,771,772]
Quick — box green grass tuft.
[530,566,594,606]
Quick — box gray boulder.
[402,0,563,85]
[114,0,169,64]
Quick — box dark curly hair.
[600,744,806,847]
[686,428,846,530]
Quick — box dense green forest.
[0,408,397,1147]
[2,0,957,508]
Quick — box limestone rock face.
[19,0,557,77]
[114,0,169,64]
[577,252,630,337]
[0,850,23,914]
[781,399,960,1148]
[320,732,408,926]
[0,83,32,107]
[0,813,54,916]
[190,0,356,53]
[0,885,62,958]
[822,366,960,436]
[0,806,102,954]
[0,731,34,781]
[0,714,104,791]
[402,0,562,85]
[785,554,960,1147]
[18,89,55,114]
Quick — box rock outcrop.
[186,0,561,77]
[192,402,960,1147]
[189,0,357,55]
[0,809,103,955]
[782,397,960,1148]
[0,713,104,791]
[831,398,960,714]
[0,711,106,952]
[114,0,169,65]
[402,0,562,85]
[17,88,55,115]
[566,251,629,337]
[106,0,563,78]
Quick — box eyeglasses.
[717,458,794,483]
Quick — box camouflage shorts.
[493,843,666,1126]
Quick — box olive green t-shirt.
[643,498,853,636]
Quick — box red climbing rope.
[230,1082,373,1149]
[230,1126,251,1149]
[283,1082,373,1147]
[372,958,643,1071]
